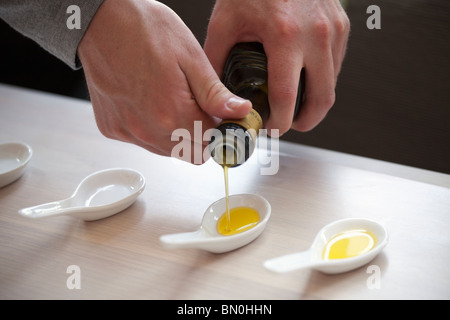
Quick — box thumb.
[183,53,252,119]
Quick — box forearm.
[0,0,104,69]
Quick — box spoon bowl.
[264,218,388,274]
[0,142,32,188]
[160,194,271,253]
[19,168,145,221]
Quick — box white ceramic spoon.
[160,194,271,253]
[264,218,388,274]
[19,168,145,221]
[0,142,32,188]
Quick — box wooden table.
[1,84,449,300]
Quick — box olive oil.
[217,206,260,236]
[219,164,260,236]
[223,165,231,232]
[322,229,377,260]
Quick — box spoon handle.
[19,199,71,219]
[263,250,316,273]
[160,230,205,249]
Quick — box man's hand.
[78,0,251,163]
[204,0,350,134]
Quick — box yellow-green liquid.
[218,165,260,236]
[217,206,260,236]
[223,165,231,232]
[322,229,376,260]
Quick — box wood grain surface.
[0,84,449,299]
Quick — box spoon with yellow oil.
[264,218,388,274]
[160,194,271,253]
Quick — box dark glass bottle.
[209,42,304,167]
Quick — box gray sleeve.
[0,0,104,70]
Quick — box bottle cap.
[209,125,256,167]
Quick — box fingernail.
[225,97,248,110]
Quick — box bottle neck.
[209,42,269,167]
[235,86,269,125]
[222,42,270,127]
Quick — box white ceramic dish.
[263,218,388,274]
[19,168,145,221]
[160,193,271,253]
[0,142,32,188]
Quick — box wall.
[1,0,449,173]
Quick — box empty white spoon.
[0,142,32,188]
[160,193,271,253]
[264,218,388,274]
[19,168,145,221]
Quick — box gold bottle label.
[220,108,262,141]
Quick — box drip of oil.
[322,229,376,260]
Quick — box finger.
[292,45,335,132]
[329,1,351,81]
[264,43,304,135]
[170,135,210,165]
[123,122,207,164]
[333,14,350,82]
[204,32,236,78]
[93,103,175,158]
[203,7,242,76]
[109,122,171,157]
[181,43,252,121]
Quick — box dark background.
[1,0,449,174]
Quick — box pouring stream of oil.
[223,165,231,232]
[217,164,260,236]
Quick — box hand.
[204,0,350,134]
[78,0,251,163]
